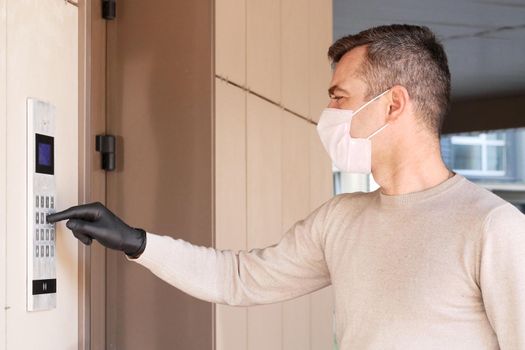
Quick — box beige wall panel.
[281,0,309,117]
[308,124,333,207]
[247,95,283,350]
[281,114,311,242]
[216,304,248,350]
[247,0,281,103]
[283,296,311,349]
[308,124,335,349]
[216,0,246,85]
[310,286,335,349]
[246,96,282,254]
[248,304,283,350]
[215,0,333,346]
[5,0,78,349]
[215,78,247,256]
[281,113,311,349]
[215,78,248,350]
[308,0,333,123]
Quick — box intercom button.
[36,195,39,208]
[46,245,49,257]
[36,245,39,257]
[45,196,49,208]
[40,196,44,208]
[36,212,39,224]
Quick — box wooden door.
[101,0,215,349]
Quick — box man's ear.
[386,85,409,123]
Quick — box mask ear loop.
[366,123,389,140]
[357,89,391,140]
[352,89,391,117]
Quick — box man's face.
[326,45,390,140]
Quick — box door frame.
[78,0,108,349]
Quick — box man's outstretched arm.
[48,196,343,306]
[125,196,341,306]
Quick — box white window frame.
[450,133,506,177]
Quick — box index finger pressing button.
[46,203,101,224]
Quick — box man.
[47,24,525,349]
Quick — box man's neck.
[373,152,454,196]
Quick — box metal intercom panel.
[26,98,57,311]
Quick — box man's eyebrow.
[328,85,349,96]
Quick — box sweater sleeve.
[479,202,525,349]
[125,195,341,306]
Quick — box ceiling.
[333,0,525,100]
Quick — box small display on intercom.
[35,133,54,175]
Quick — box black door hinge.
[96,135,116,171]
[102,0,116,20]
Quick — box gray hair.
[328,24,451,137]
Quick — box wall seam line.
[215,75,317,127]
[279,0,284,347]
[306,0,312,347]
[3,0,7,347]
[244,0,249,348]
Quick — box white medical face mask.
[316,89,390,174]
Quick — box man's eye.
[331,96,344,101]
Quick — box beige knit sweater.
[126,173,525,349]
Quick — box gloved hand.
[46,201,147,259]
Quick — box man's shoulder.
[484,200,525,231]
[456,177,511,212]
[448,177,525,234]
[326,190,376,211]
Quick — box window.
[447,132,506,176]
[332,165,371,195]
[441,128,524,182]
[441,128,525,210]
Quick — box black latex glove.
[46,202,147,259]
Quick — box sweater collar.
[375,172,465,207]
